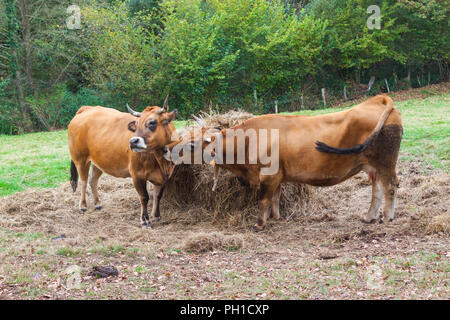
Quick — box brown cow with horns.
[68,96,177,227]
[169,95,403,231]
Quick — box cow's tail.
[315,96,394,155]
[70,160,78,192]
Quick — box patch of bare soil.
[0,158,448,299]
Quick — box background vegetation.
[0,0,449,134]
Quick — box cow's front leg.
[150,184,165,221]
[132,176,151,227]
[254,183,277,232]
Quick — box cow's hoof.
[379,219,383,224]
[269,213,279,220]
[95,205,102,211]
[152,216,161,222]
[80,208,87,214]
[252,224,264,232]
[362,217,376,224]
[141,221,152,228]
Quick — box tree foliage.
[0,0,448,133]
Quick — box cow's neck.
[153,150,175,180]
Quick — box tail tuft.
[315,141,367,155]
[70,161,78,192]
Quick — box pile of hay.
[423,212,450,235]
[199,109,254,128]
[395,164,450,236]
[162,110,313,228]
[182,232,244,253]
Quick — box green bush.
[150,0,328,115]
[0,79,19,134]
[0,104,19,135]
[60,87,106,125]
[0,85,106,134]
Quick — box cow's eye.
[147,120,157,131]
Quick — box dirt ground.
[0,158,448,299]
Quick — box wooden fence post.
[274,100,278,113]
[368,76,375,91]
[384,79,390,93]
[343,86,348,101]
[321,88,326,107]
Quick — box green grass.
[0,131,69,196]
[0,95,448,197]
[56,247,83,257]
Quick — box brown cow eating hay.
[170,95,403,231]
[68,97,177,227]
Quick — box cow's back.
[68,106,136,177]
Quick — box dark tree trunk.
[14,69,25,107]
[19,0,34,95]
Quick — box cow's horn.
[127,104,141,117]
[163,94,169,112]
[192,114,206,127]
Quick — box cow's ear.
[128,121,137,132]
[168,109,178,122]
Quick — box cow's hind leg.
[365,124,402,223]
[132,177,151,227]
[150,185,165,221]
[379,173,399,223]
[362,177,383,223]
[89,164,103,210]
[76,161,91,213]
[269,184,281,220]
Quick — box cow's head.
[127,95,178,153]
[163,115,221,164]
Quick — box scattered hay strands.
[182,232,244,253]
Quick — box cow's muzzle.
[130,137,147,152]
